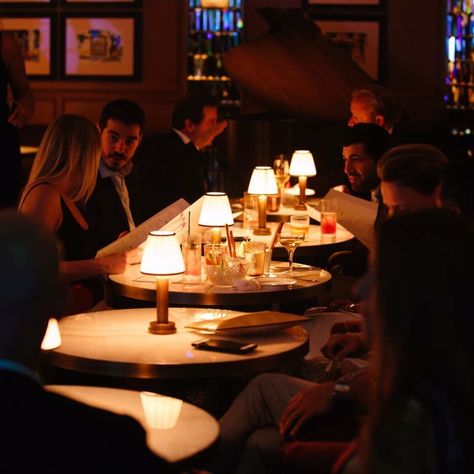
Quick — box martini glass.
[278,232,304,275]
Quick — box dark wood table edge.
[107,277,331,307]
[41,339,309,379]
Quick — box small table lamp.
[140,231,185,335]
[248,166,278,235]
[199,192,234,244]
[289,150,317,210]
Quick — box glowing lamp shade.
[247,166,278,196]
[247,166,277,235]
[141,231,185,276]
[289,150,317,177]
[289,150,316,209]
[41,318,61,350]
[140,231,184,334]
[199,192,234,227]
[199,192,234,244]
[201,0,229,7]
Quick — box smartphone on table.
[192,338,257,354]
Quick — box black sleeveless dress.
[57,198,94,261]
[21,184,103,307]
[58,196,104,306]
[57,197,104,307]
[0,33,22,209]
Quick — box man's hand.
[212,119,227,137]
[321,333,366,361]
[279,383,334,438]
[195,119,228,149]
[8,95,34,128]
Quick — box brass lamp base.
[294,203,307,210]
[253,227,272,235]
[148,320,176,335]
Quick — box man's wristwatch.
[332,368,366,403]
[332,380,351,402]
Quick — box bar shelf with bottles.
[187,0,244,117]
[445,0,474,109]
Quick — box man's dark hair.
[99,99,145,132]
[342,123,391,163]
[171,94,219,130]
[377,144,448,195]
[352,84,402,128]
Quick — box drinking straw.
[269,221,284,250]
[187,211,191,236]
[229,230,236,257]
[225,224,233,256]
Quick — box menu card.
[96,198,190,258]
[307,189,378,250]
[162,195,205,243]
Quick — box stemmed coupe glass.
[278,231,304,275]
[273,155,290,194]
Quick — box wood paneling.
[26,0,448,135]
[28,0,187,132]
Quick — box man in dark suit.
[0,211,172,473]
[85,99,144,254]
[135,94,227,221]
[348,84,434,148]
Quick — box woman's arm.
[59,253,130,282]
[3,34,35,127]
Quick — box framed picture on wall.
[60,0,141,6]
[314,17,383,80]
[0,15,56,79]
[60,12,141,81]
[0,0,56,7]
[307,0,383,5]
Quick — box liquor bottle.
[216,54,225,77]
[194,54,205,77]
[194,9,202,31]
[205,53,217,77]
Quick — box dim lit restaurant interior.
[1,0,474,472]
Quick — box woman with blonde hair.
[19,114,132,312]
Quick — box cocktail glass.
[278,232,304,275]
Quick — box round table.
[108,263,332,308]
[231,221,354,259]
[46,385,219,464]
[43,307,310,380]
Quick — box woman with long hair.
[19,114,132,311]
[346,209,474,473]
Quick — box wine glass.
[273,155,290,190]
[278,232,305,275]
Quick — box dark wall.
[220,115,347,198]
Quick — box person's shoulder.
[140,130,174,146]
[1,33,22,63]
[44,390,146,446]
[84,175,117,211]
[391,118,437,147]
[135,131,183,170]
[21,182,61,209]
[41,391,172,470]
